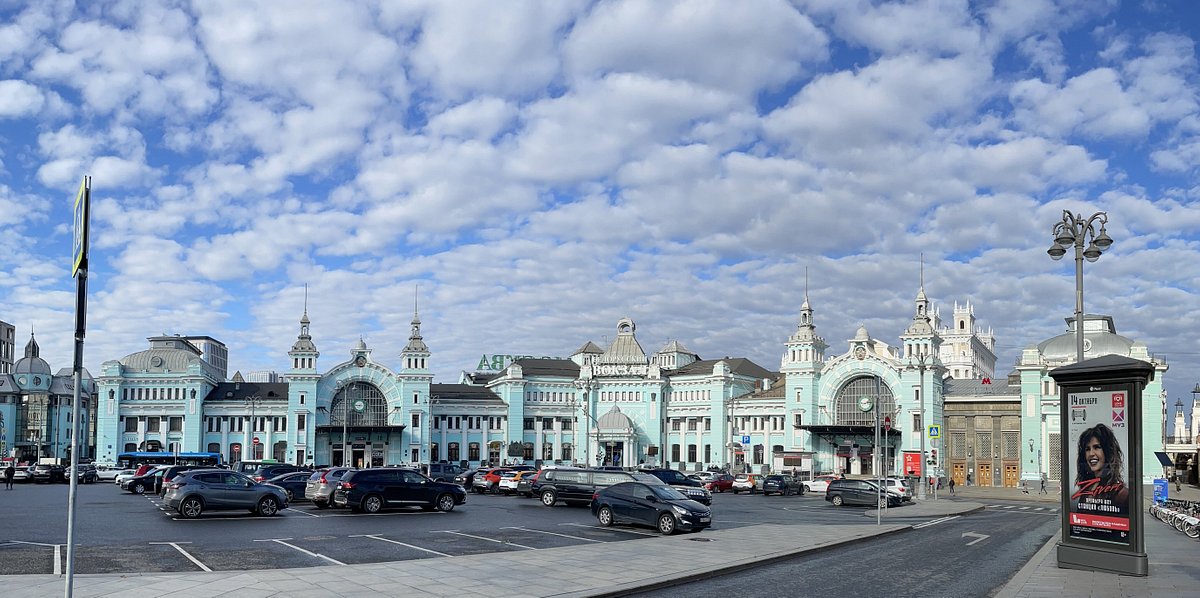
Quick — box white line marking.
[435,530,536,550]
[53,544,61,575]
[149,542,211,572]
[288,508,322,517]
[1019,506,1031,510]
[913,515,960,529]
[501,527,604,543]
[561,523,660,537]
[986,504,1002,508]
[962,531,990,546]
[253,538,345,566]
[1003,505,1016,509]
[349,534,453,557]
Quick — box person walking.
[1039,474,1048,494]
[948,477,956,496]
[966,472,972,486]
[4,463,14,490]
[1021,479,1030,494]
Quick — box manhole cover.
[687,537,714,542]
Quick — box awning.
[1154,451,1175,467]
[800,424,902,444]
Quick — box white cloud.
[0,79,44,116]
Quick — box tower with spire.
[397,286,434,466]
[900,257,942,360]
[286,286,320,465]
[782,268,829,428]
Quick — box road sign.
[232,445,241,453]
[252,437,260,445]
[71,177,90,278]
[928,424,941,438]
[742,435,751,445]
[883,416,891,431]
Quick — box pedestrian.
[4,463,14,490]
[1021,479,1029,494]
[1039,474,1048,494]
[966,472,972,486]
[1175,471,1182,492]
[948,477,956,496]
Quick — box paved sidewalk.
[997,482,1200,598]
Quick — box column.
[552,418,562,463]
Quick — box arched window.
[273,441,286,462]
[430,443,439,462]
[207,442,220,454]
[753,444,764,465]
[123,442,137,453]
[834,376,895,425]
[329,382,387,425]
[468,443,480,461]
[447,442,460,462]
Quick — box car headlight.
[671,504,689,516]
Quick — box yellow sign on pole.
[71,176,90,278]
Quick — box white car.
[497,471,523,494]
[731,473,760,494]
[803,475,840,494]
[96,464,124,481]
[113,469,140,485]
[881,478,912,501]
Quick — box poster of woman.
[1067,391,1131,545]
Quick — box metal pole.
[918,356,927,501]
[875,381,881,525]
[342,387,350,467]
[64,176,90,598]
[1074,239,1085,363]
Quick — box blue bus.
[115,451,224,469]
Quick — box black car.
[638,468,712,505]
[591,481,711,535]
[453,468,482,489]
[762,474,804,496]
[532,468,659,507]
[332,467,466,513]
[427,462,465,483]
[124,467,168,494]
[825,478,901,507]
[248,464,311,483]
[266,471,314,502]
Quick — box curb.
[860,500,988,519]
[992,530,1060,598]
[559,524,912,598]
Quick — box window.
[433,417,440,430]
[913,413,922,433]
[671,444,681,462]
[671,419,681,432]
[300,393,305,406]
[543,442,553,460]
[687,419,697,431]
[704,444,712,463]
[297,413,306,430]
[169,417,182,432]
[522,443,534,460]
[147,417,160,433]
[411,413,421,429]
[447,443,460,462]
[431,443,439,462]
[413,392,419,404]
[794,413,803,428]
[561,418,572,431]
[542,418,553,429]
[704,418,711,431]
[124,418,137,433]
[523,418,535,431]
[561,443,573,461]
[468,443,481,461]
[687,445,697,462]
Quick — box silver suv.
[163,470,288,519]
[304,467,356,508]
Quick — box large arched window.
[330,382,387,425]
[834,376,895,425]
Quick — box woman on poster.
[1072,423,1130,516]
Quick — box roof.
[573,341,604,355]
[430,383,505,405]
[13,355,51,375]
[735,380,785,401]
[669,358,776,381]
[943,378,1018,397]
[597,406,633,430]
[120,347,204,373]
[599,318,647,364]
[204,382,290,403]
[1036,314,1134,361]
[509,358,581,378]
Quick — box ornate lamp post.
[1047,210,1113,362]
[907,353,932,500]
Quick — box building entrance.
[951,462,965,487]
[1003,464,1019,488]
[978,463,993,486]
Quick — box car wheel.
[435,493,456,512]
[657,513,677,535]
[257,496,280,516]
[285,489,294,503]
[878,497,888,508]
[832,495,844,506]
[540,490,557,507]
[131,482,146,494]
[363,494,383,514]
[597,506,614,527]
[179,497,203,519]
[804,484,811,493]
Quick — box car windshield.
[650,485,689,501]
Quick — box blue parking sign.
[742,435,751,445]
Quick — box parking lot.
[0,480,916,575]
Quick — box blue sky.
[2,1,1199,421]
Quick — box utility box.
[1050,354,1153,577]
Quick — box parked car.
[453,468,482,489]
[427,462,465,483]
[158,465,220,496]
[66,464,99,484]
[638,469,712,505]
[31,464,67,484]
[304,467,356,508]
[123,466,169,494]
[113,469,141,486]
[803,475,840,494]
[880,478,912,502]
[704,474,735,493]
[332,467,466,513]
[761,474,804,496]
[95,464,123,481]
[163,470,289,518]
[688,471,716,483]
[514,470,540,497]
[247,464,311,483]
[591,481,712,535]
[232,460,282,475]
[496,470,526,495]
[825,478,902,508]
[12,466,34,483]
[266,471,314,503]
[532,468,660,507]
[473,467,511,494]
[731,473,761,494]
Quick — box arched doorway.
[328,381,388,467]
[832,375,896,475]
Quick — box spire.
[906,254,935,336]
[301,283,310,325]
[24,329,39,358]
[405,285,429,352]
[290,286,318,355]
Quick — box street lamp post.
[908,353,932,501]
[244,394,262,461]
[1047,210,1113,362]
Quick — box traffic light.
[929,449,937,464]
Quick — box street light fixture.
[244,394,263,461]
[1047,210,1113,362]
[906,353,932,501]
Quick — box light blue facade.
[0,332,95,463]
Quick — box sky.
[1,1,1199,423]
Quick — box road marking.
[435,530,537,550]
[962,531,990,546]
[501,527,604,543]
[986,504,1001,507]
[913,516,960,529]
[149,542,212,572]
[253,538,346,565]
[288,508,322,517]
[9,541,62,574]
[349,534,453,557]
[1019,506,1031,510]
[562,523,660,537]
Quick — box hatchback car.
[164,470,288,518]
[266,471,314,503]
[825,478,902,508]
[514,470,540,497]
[66,464,99,484]
[304,467,356,508]
[731,473,761,494]
[332,467,466,513]
[123,466,169,494]
[12,466,34,483]
[31,464,67,484]
[804,475,840,494]
[473,467,511,494]
[591,481,711,535]
[761,474,804,496]
[704,474,735,493]
[248,464,311,483]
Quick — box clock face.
[355,356,366,367]
[858,396,873,412]
[854,346,866,360]
[353,399,367,413]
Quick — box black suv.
[532,468,659,507]
[332,467,466,513]
[427,462,465,483]
[248,464,311,483]
[762,474,804,496]
[638,469,712,505]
